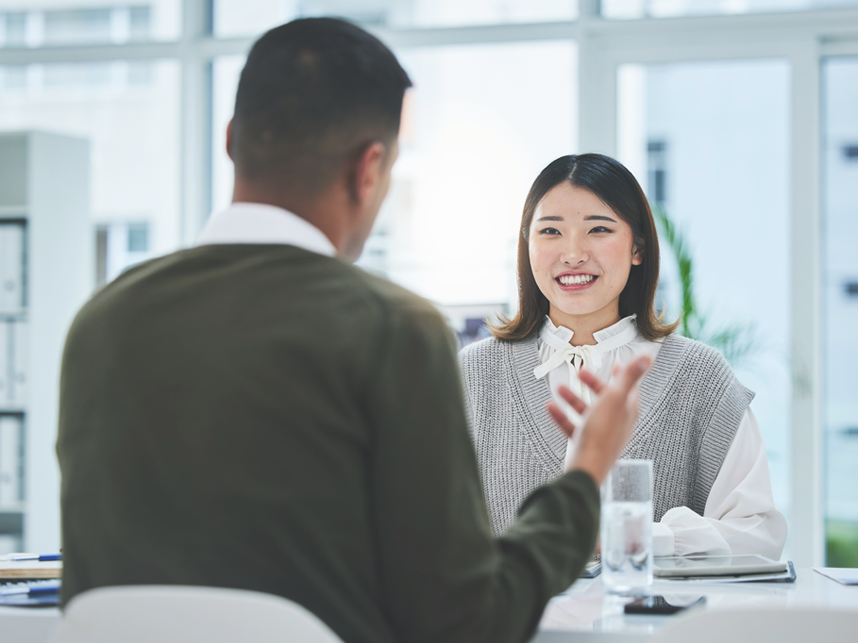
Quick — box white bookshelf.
[0,131,91,553]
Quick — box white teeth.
[558,274,595,286]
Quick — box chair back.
[652,606,858,643]
[49,585,344,643]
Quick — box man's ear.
[226,118,235,161]
[347,141,387,206]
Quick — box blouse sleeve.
[653,408,788,559]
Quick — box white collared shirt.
[196,202,336,256]
[536,316,787,559]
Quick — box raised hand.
[547,355,651,485]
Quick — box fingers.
[579,368,606,395]
[556,385,588,415]
[613,355,652,394]
[626,387,641,415]
[547,401,576,439]
[580,357,650,398]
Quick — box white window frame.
[1,0,857,565]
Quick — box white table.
[532,568,858,642]
[3,569,857,643]
[0,604,58,641]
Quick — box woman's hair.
[491,153,678,342]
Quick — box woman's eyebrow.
[536,215,564,222]
[584,214,618,223]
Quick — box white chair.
[652,606,858,643]
[49,585,345,643]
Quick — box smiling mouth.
[556,274,597,286]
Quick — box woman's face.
[528,182,642,331]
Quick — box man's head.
[228,18,412,259]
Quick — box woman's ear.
[631,242,644,266]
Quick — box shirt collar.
[534,315,640,381]
[195,202,336,257]
[593,314,639,343]
[540,314,638,345]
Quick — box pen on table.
[0,580,61,596]
[3,553,62,562]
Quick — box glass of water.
[600,459,653,596]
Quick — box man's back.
[58,242,457,642]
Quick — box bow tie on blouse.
[533,321,639,380]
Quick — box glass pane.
[214,0,577,38]
[617,60,792,543]
[44,8,112,45]
[603,0,858,19]
[212,55,243,215]
[0,59,182,282]
[0,1,181,45]
[213,41,577,343]
[823,56,858,567]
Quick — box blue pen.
[0,580,61,596]
[7,553,62,562]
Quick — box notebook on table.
[580,557,601,578]
[0,558,62,606]
[654,554,795,582]
[0,559,62,581]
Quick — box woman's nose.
[561,238,588,265]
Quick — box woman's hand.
[546,355,651,485]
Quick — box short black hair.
[231,17,412,194]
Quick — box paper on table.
[813,567,858,585]
[0,560,62,579]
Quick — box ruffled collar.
[534,315,639,380]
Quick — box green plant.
[651,203,758,368]
[826,519,858,568]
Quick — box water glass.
[600,459,653,596]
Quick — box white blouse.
[536,316,787,559]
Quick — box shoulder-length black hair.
[491,153,677,342]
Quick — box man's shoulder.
[77,244,448,339]
[348,267,447,330]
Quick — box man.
[57,17,649,643]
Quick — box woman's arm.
[653,408,787,558]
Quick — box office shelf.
[0,132,91,552]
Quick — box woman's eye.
[538,227,561,236]
[589,226,613,234]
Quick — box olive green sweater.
[57,244,598,643]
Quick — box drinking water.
[601,500,653,596]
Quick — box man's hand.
[546,355,651,486]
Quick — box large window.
[603,0,858,19]
[385,43,575,310]
[0,58,182,281]
[1,0,856,564]
[823,56,858,567]
[213,0,578,37]
[617,60,792,528]
[0,1,181,45]
[214,41,577,338]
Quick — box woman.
[459,153,786,559]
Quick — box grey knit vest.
[459,333,754,535]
